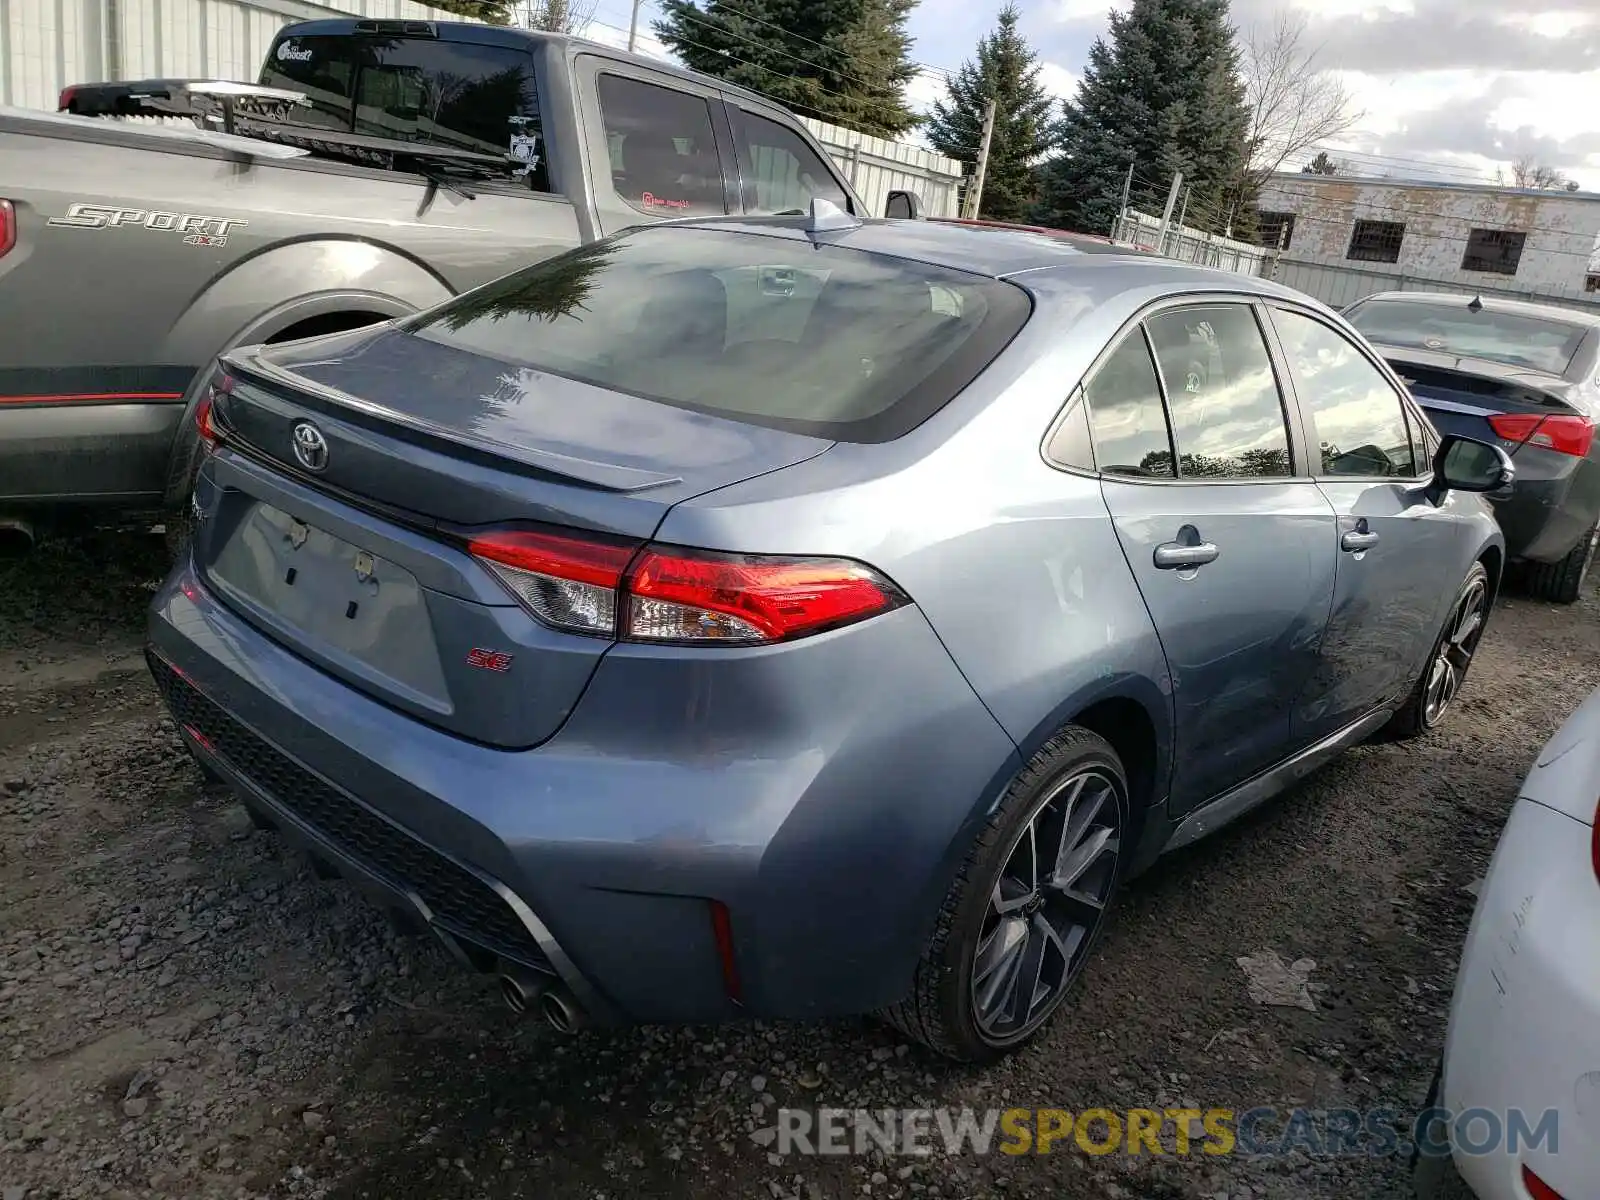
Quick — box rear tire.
[1381,562,1490,742]
[883,727,1128,1062]
[1523,524,1596,604]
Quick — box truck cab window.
[596,74,727,217]
[258,35,358,131]
[731,108,850,216]
[261,32,551,192]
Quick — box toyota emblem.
[291,420,329,472]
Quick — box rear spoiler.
[57,79,310,135]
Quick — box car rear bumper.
[1492,451,1600,564]
[1439,797,1600,1200]
[147,558,1020,1025]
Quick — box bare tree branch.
[1234,11,1362,210]
[512,0,601,34]
[1510,154,1572,191]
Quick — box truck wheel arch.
[159,241,458,509]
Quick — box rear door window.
[597,74,727,217]
[1081,331,1177,478]
[1145,305,1294,479]
[729,107,851,215]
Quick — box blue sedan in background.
[146,206,1512,1061]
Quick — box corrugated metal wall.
[1269,257,1600,316]
[801,116,962,220]
[1,0,965,217]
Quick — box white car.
[1417,686,1600,1199]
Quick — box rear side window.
[597,74,726,217]
[1082,332,1176,478]
[405,227,1031,442]
[261,32,549,190]
[731,108,851,216]
[1145,305,1292,479]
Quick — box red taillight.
[0,200,15,259]
[626,546,904,643]
[467,528,634,635]
[1522,1164,1567,1200]
[1488,412,1595,458]
[194,369,233,451]
[708,900,741,1001]
[466,526,908,645]
[57,86,79,112]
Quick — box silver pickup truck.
[0,16,917,552]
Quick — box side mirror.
[1431,434,1515,501]
[884,190,923,220]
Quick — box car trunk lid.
[1377,345,1588,445]
[196,324,833,748]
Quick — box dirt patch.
[2,533,1596,1200]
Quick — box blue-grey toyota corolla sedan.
[148,205,1514,1061]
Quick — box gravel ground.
[3,529,1597,1200]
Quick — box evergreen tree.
[653,0,920,137]
[427,0,514,24]
[1301,150,1341,175]
[1035,0,1249,237]
[924,5,1055,222]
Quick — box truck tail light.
[0,201,15,260]
[1488,412,1595,458]
[466,525,908,645]
[57,86,79,112]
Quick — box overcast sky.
[586,0,1600,192]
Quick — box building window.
[1583,273,1599,293]
[1461,228,1527,275]
[1347,220,1406,264]
[1258,211,1296,251]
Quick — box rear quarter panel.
[656,273,1179,884]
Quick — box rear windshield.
[1344,298,1587,376]
[403,227,1032,442]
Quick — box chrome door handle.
[1153,541,1220,570]
[1341,530,1380,552]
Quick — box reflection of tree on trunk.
[433,240,619,331]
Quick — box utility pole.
[963,99,998,220]
[1173,186,1190,258]
[627,0,642,50]
[1156,170,1183,255]
[1111,160,1134,240]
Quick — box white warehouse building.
[1257,173,1600,315]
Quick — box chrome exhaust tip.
[498,971,551,1016]
[538,985,586,1035]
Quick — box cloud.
[1037,62,1080,101]
[1228,0,1600,74]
